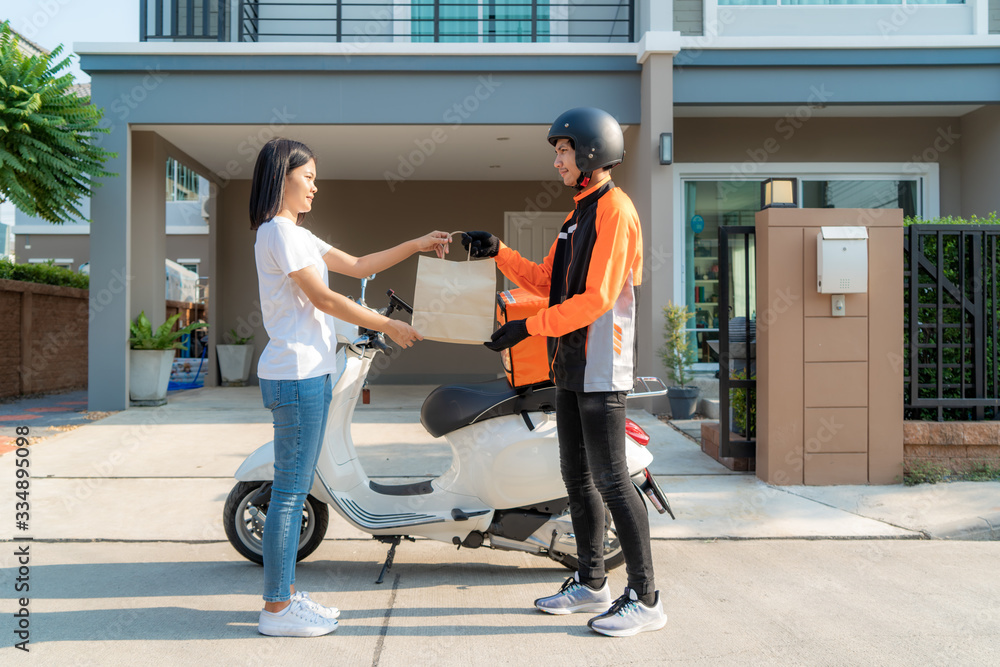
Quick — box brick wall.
[903,421,1000,474]
[0,290,21,397]
[701,422,756,472]
[0,279,88,398]
[700,420,999,479]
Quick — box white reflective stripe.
[582,271,636,392]
[567,224,577,233]
[558,232,568,239]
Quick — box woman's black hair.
[249,138,316,230]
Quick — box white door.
[502,211,566,290]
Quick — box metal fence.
[140,1,635,43]
[904,225,1000,421]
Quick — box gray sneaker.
[588,588,667,637]
[534,573,612,615]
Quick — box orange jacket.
[495,177,643,391]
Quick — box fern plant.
[0,21,116,224]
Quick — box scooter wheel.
[223,481,329,564]
[555,506,626,572]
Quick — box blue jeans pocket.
[260,379,292,411]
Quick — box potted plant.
[129,311,207,406]
[217,328,255,386]
[659,302,700,419]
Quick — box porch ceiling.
[140,124,573,182]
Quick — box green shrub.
[902,215,999,421]
[730,368,756,437]
[0,257,88,288]
[903,460,949,486]
[962,463,1000,482]
[904,212,999,226]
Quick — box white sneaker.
[292,590,340,619]
[588,588,667,638]
[258,599,338,637]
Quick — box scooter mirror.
[359,273,376,305]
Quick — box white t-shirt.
[254,216,339,380]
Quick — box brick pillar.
[757,209,904,485]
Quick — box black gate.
[904,225,1000,420]
[718,226,757,459]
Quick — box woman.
[250,137,450,637]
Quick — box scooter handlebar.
[352,288,408,355]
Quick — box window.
[801,180,918,217]
[177,259,200,276]
[411,0,551,42]
[166,158,201,202]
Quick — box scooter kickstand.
[375,536,413,584]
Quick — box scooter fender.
[234,441,275,482]
[626,439,653,472]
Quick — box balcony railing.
[139,1,635,43]
[141,0,230,41]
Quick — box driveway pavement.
[0,386,997,664]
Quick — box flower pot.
[667,386,700,420]
[217,344,254,386]
[129,349,175,406]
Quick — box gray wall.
[15,235,88,269]
[13,235,209,278]
[216,179,576,385]
[959,105,1000,219]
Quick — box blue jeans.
[260,374,333,602]
[556,388,655,596]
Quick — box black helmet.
[547,107,625,172]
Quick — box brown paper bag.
[411,255,497,344]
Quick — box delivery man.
[461,107,665,637]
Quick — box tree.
[0,21,116,224]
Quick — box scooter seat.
[420,378,556,438]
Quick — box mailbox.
[817,226,868,294]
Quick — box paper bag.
[412,255,497,344]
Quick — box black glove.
[461,231,500,258]
[484,319,530,352]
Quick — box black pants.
[555,387,655,596]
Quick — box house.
[75,0,1000,411]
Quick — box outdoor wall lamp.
[760,177,798,209]
[659,133,672,165]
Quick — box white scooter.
[223,277,673,583]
